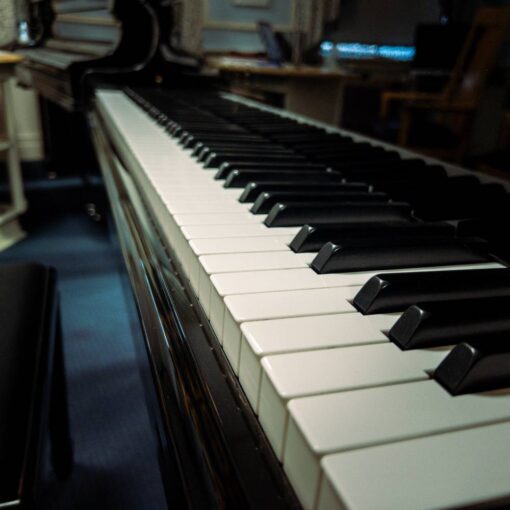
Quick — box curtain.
[179,0,204,54]
[0,0,17,48]
[296,0,341,45]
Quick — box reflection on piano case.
[90,83,510,510]
[15,0,158,111]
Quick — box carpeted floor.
[0,178,167,509]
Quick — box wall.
[327,0,441,45]
[201,0,295,52]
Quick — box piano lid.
[16,0,204,110]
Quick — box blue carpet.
[0,182,167,509]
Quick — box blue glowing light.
[379,45,416,60]
[320,40,335,55]
[321,42,416,62]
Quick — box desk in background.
[207,56,410,127]
[207,57,359,125]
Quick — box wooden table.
[0,52,27,250]
[207,57,359,125]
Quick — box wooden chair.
[380,7,510,163]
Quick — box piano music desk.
[207,57,359,125]
[0,53,27,250]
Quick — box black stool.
[0,263,73,509]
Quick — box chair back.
[444,7,510,106]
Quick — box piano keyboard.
[94,87,510,510]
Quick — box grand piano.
[21,2,510,508]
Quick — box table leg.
[0,75,27,250]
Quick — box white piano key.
[198,251,315,318]
[173,217,275,293]
[210,269,330,336]
[200,251,313,275]
[173,213,261,226]
[181,224,300,240]
[208,262,500,337]
[219,286,360,373]
[190,236,293,256]
[181,227,298,295]
[285,381,510,510]
[166,202,252,214]
[186,236,293,306]
[318,421,510,510]
[163,188,242,200]
[210,262,501,299]
[238,313,397,409]
[258,343,447,459]
[184,236,293,292]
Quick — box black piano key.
[377,175,479,197]
[290,221,455,253]
[250,191,388,214]
[267,133,346,143]
[290,139,357,150]
[315,153,401,168]
[182,133,264,148]
[264,202,412,227]
[194,141,287,151]
[177,125,249,134]
[223,170,343,188]
[411,185,509,221]
[365,172,449,192]
[457,217,506,239]
[203,151,300,168]
[239,182,369,203]
[311,239,488,274]
[296,142,384,154]
[434,340,510,395]
[457,217,510,263]
[389,296,510,350]
[329,158,426,173]
[198,145,290,162]
[248,123,322,133]
[341,165,448,184]
[353,268,510,315]
[215,162,328,180]
[305,146,390,158]
[187,135,271,146]
[203,146,292,155]
[178,128,250,144]
[192,141,283,157]
[345,165,448,182]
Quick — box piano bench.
[0,263,73,509]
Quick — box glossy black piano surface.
[16,0,157,110]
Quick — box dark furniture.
[0,263,72,509]
[380,7,510,163]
